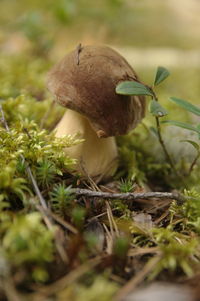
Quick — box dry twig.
[73,188,185,204]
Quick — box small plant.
[120,178,135,193]
[36,160,57,187]
[116,67,176,179]
[116,66,200,182]
[50,183,75,217]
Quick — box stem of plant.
[150,89,187,187]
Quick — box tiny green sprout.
[50,183,75,217]
[36,160,57,187]
[120,179,135,193]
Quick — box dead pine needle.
[106,201,120,237]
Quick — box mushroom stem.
[54,110,118,179]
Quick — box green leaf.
[162,120,200,134]
[154,66,170,86]
[116,81,153,96]
[170,97,200,116]
[149,99,168,117]
[180,140,199,152]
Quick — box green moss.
[0,55,50,99]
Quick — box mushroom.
[47,45,145,179]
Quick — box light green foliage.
[130,221,200,277]
[129,195,200,278]
[0,55,50,99]
[59,275,118,301]
[2,212,54,281]
[170,189,200,234]
[1,95,64,129]
[3,212,54,264]
[0,96,82,202]
[152,227,198,277]
[0,204,55,283]
[75,276,118,301]
[0,160,29,201]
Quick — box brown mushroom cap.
[47,45,145,137]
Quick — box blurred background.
[0,0,200,104]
